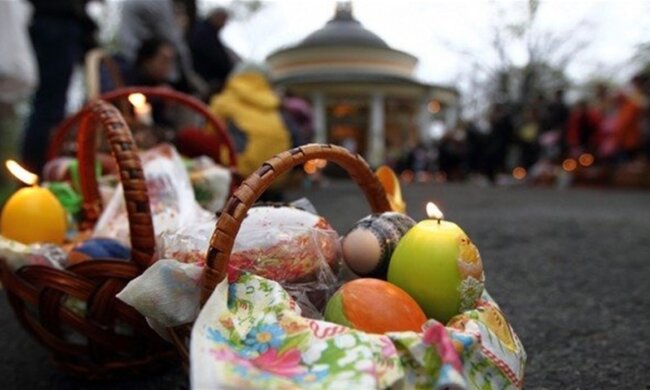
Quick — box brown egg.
[341,212,415,278]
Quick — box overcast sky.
[195,0,650,87]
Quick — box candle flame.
[128,92,147,108]
[5,160,38,185]
[426,202,444,220]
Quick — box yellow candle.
[387,202,484,323]
[1,160,66,244]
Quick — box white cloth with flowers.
[191,274,526,389]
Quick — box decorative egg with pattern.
[341,212,415,278]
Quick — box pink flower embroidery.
[210,347,254,368]
[380,336,397,358]
[423,322,463,372]
[251,348,307,377]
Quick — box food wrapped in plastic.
[187,156,232,213]
[229,205,341,317]
[229,205,340,283]
[93,144,213,247]
[122,202,342,326]
[0,235,68,271]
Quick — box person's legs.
[21,17,82,173]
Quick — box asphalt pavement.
[2,181,649,389]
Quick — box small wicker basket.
[0,100,176,378]
[168,143,392,368]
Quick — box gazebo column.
[311,91,327,144]
[367,92,385,166]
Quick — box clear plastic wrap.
[229,205,341,317]
[120,201,342,326]
[0,235,68,271]
[93,143,214,247]
[187,156,232,213]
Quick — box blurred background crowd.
[1,0,649,204]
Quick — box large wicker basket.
[0,100,176,378]
[169,143,392,368]
[46,86,237,170]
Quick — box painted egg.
[341,212,415,278]
[324,278,427,333]
[68,237,131,264]
[229,206,340,282]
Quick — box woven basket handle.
[77,100,155,269]
[200,143,392,304]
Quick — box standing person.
[1,0,37,203]
[464,120,485,175]
[613,74,648,163]
[116,0,206,95]
[566,100,599,156]
[545,89,570,154]
[516,108,541,169]
[190,7,238,96]
[484,104,514,183]
[20,0,97,174]
[208,62,291,200]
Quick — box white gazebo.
[266,2,458,166]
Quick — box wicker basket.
[168,143,392,368]
[0,100,176,378]
[46,86,237,170]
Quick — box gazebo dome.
[298,4,389,49]
[267,2,418,85]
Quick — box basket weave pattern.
[0,100,176,378]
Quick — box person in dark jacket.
[21,0,97,174]
[190,8,237,96]
[484,104,514,183]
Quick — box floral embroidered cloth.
[191,274,526,389]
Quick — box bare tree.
[453,0,591,121]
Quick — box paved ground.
[2,181,650,389]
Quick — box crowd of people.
[1,0,312,203]
[1,0,648,201]
[434,76,650,184]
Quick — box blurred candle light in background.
[128,93,153,125]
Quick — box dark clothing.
[545,101,570,132]
[21,16,84,173]
[190,20,233,94]
[28,0,97,52]
[21,0,96,173]
[485,113,514,182]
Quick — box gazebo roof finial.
[335,1,354,21]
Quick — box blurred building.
[266,2,458,166]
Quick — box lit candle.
[387,202,484,323]
[128,93,153,125]
[1,160,67,244]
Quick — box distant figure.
[127,38,177,87]
[117,0,205,95]
[484,104,514,183]
[516,108,540,169]
[21,0,97,174]
[464,121,485,174]
[566,101,600,156]
[209,63,291,187]
[613,74,648,162]
[190,8,237,96]
[544,89,570,152]
[281,92,314,147]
